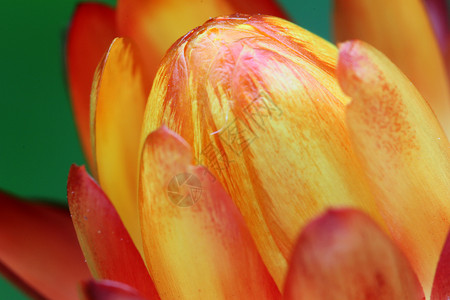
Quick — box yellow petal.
[139,127,280,299]
[284,209,424,300]
[91,38,148,253]
[334,0,450,138]
[142,15,386,288]
[338,40,450,297]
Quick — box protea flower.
[0,1,449,300]
[66,0,286,171]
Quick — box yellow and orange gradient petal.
[141,14,385,287]
[91,38,148,252]
[334,0,450,138]
[338,40,450,297]
[139,127,280,299]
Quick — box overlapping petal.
[283,209,424,300]
[338,40,450,296]
[141,14,385,287]
[334,0,450,138]
[67,3,117,169]
[91,38,149,252]
[67,165,159,299]
[139,126,280,299]
[0,191,90,300]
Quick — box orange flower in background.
[0,0,449,299]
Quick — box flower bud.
[141,14,384,287]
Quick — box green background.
[0,0,331,298]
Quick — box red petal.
[81,280,147,300]
[67,165,159,300]
[283,209,425,300]
[0,191,91,300]
[431,230,450,299]
[66,3,117,170]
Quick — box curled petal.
[0,191,90,300]
[67,165,159,299]
[67,3,116,169]
[338,40,450,296]
[283,209,424,300]
[334,0,450,137]
[81,280,147,300]
[142,15,385,287]
[91,38,149,252]
[139,126,280,299]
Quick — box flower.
[73,10,450,299]
[0,1,449,300]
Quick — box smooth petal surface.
[91,37,149,252]
[82,280,147,300]
[67,165,159,299]
[338,40,450,296]
[424,0,449,53]
[116,0,287,86]
[431,230,450,299]
[139,127,280,299]
[283,209,424,300]
[334,0,450,138]
[67,3,116,169]
[0,191,91,300]
[142,15,385,287]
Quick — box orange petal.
[431,230,450,299]
[139,126,280,299]
[141,15,386,288]
[67,3,117,169]
[334,0,450,137]
[0,191,91,300]
[116,0,287,87]
[81,280,147,300]
[67,165,159,299]
[283,209,425,300]
[91,37,149,253]
[338,40,450,297]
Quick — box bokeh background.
[0,0,330,298]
